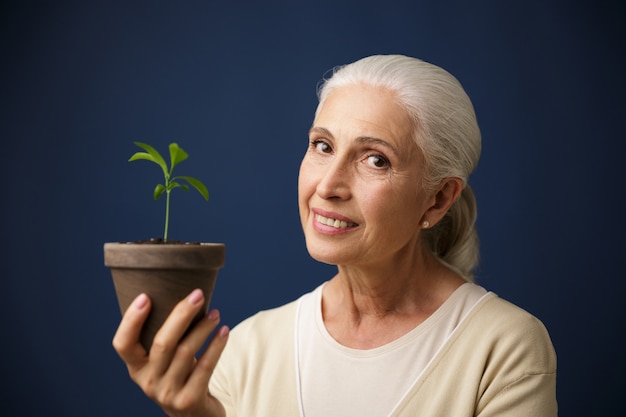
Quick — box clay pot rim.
[104,241,224,246]
[104,242,225,270]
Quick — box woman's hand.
[113,289,229,417]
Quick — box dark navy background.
[2,1,624,416]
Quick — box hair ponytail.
[422,185,479,281]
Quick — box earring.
[422,220,430,228]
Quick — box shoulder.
[461,292,557,375]
[456,293,558,415]
[211,297,305,416]
[211,298,301,387]
[232,298,299,335]
[402,292,558,416]
[472,293,554,346]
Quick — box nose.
[316,157,352,200]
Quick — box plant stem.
[164,189,171,242]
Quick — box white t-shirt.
[295,282,489,417]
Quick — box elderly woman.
[113,55,557,417]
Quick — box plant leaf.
[177,175,209,201]
[170,182,189,192]
[153,183,166,200]
[168,181,185,191]
[130,142,169,177]
[128,152,157,163]
[169,143,189,174]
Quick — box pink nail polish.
[218,326,230,337]
[188,289,203,305]
[207,309,220,321]
[134,293,148,309]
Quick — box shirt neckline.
[312,282,482,357]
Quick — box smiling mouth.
[315,213,358,229]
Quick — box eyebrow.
[309,127,399,156]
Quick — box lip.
[311,208,359,235]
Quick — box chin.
[305,241,352,266]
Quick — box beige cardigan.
[210,292,557,416]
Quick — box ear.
[421,177,464,227]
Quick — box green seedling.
[129,142,209,242]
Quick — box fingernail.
[207,309,220,321]
[188,289,203,305]
[218,325,230,337]
[134,293,148,309]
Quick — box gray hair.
[316,55,482,280]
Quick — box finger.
[164,309,223,386]
[149,288,206,374]
[185,324,230,394]
[112,293,151,369]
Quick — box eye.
[366,154,390,169]
[312,139,332,154]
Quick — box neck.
[333,247,457,313]
[322,248,466,348]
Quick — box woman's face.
[298,84,435,267]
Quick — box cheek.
[368,187,422,226]
[298,159,315,197]
[297,161,314,213]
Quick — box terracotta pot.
[104,242,225,351]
